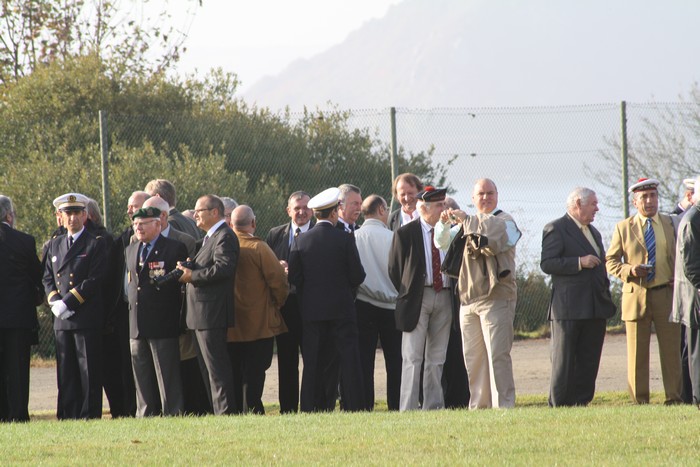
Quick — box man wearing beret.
[389,186,454,410]
[288,187,367,412]
[434,178,520,409]
[606,177,683,404]
[126,207,188,416]
[43,193,107,419]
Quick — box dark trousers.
[55,328,103,419]
[356,300,402,411]
[101,302,136,417]
[194,328,236,415]
[687,326,700,405]
[442,323,470,409]
[681,324,693,403]
[301,316,366,412]
[275,294,303,413]
[0,328,32,422]
[180,356,212,415]
[549,319,606,407]
[227,337,274,414]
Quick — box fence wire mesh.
[7,102,699,356]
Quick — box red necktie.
[431,229,443,292]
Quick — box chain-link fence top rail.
[6,102,699,354]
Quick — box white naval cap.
[52,192,89,211]
[628,178,660,193]
[683,178,696,190]
[308,187,341,211]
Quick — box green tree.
[0,0,199,84]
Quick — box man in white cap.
[43,192,108,419]
[288,187,366,412]
[606,177,683,404]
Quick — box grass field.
[3,392,698,465]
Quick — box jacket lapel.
[563,215,595,255]
[57,233,84,271]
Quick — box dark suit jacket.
[540,214,616,320]
[43,230,107,330]
[169,208,202,240]
[0,223,42,329]
[185,222,239,330]
[288,222,365,322]
[126,235,188,339]
[388,219,428,332]
[388,209,402,232]
[266,218,316,262]
[167,226,196,258]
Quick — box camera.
[151,260,195,290]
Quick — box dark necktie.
[203,235,209,245]
[644,218,656,281]
[295,227,301,238]
[68,236,74,249]
[430,228,443,292]
[139,242,150,270]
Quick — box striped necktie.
[644,218,655,281]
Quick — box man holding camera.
[126,207,188,416]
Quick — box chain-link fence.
[24,102,700,356]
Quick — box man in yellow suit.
[606,177,682,404]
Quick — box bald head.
[361,194,388,225]
[127,191,151,220]
[143,196,171,228]
[231,205,256,234]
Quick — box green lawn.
[4,392,698,465]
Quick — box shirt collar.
[205,219,227,238]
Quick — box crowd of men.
[2,172,700,421]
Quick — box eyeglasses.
[193,207,214,214]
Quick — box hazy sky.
[175,0,402,93]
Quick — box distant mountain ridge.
[243,0,700,111]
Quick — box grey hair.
[220,196,239,211]
[566,187,596,211]
[0,195,14,220]
[338,184,361,203]
[86,198,103,226]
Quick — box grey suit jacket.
[672,205,700,328]
[185,222,239,330]
[540,214,615,320]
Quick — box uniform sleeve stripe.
[48,291,60,301]
[69,288,85,304]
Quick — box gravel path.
[29,333,663,414]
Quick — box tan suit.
[605,213,682,403]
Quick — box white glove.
[58,310,75,320]
[51,300,68,318]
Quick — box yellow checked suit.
[605,213,682,404]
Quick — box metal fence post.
[620,101,629,218]
[389,107,398,210]
[99,110,111,231]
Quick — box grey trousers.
[399,288,452,411]
[130,337,184,416]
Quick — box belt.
[648,283,670,291]
[425,285,451,290]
